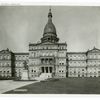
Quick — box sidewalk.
[0,80,39,94]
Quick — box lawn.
[4,78,100,94]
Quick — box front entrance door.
[41,67,52,73]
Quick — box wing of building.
[0,9,100,80]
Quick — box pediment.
[88,47,100,53]
[0,49,11,54]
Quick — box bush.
[0,76,13,80]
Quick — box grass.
[4,78,100,94]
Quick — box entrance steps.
[34,73,52,81]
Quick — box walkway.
[0,80,39,94]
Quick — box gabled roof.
[0,49,12,54]
[87,47,100,53]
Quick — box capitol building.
[0,9,100,80]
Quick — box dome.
[43,9,57,36]
[41,9,59,43]
[44,22,56,35]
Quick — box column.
[46,67,48,73]
[47,59,49,64]
[44,67,46,73]
[52,67,54,73]
[44,59,46,64]
[42,67,44,73]
[48,67,50,73]
[49,59,51,64]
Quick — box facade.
[68,47,100,77]
[14,53,29,79]
[0,49,15,78]
[0,9,100,80]
[68,52,87,77]
[28,9,67,79]
[86,48,100,77]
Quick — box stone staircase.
[34,73,52,81]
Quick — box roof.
[29,42,67,46]
[44,22,56,35]
[87,47,100,53]
[67,52,86,54]
[67,47,100,54]
[0,49,12,54]
[14,52,29,55]
[43,9,56,36]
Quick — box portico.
[40,57,54,74]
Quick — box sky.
[0,6,100,52]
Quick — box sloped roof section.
[0,48,12,54]
[87,47,100,53]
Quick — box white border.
[0,0,100,100]
[0,0,100,6]
[0,94,100,100]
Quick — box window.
[48,38,50,41]
[74,71,76,73]
[7,71,9,73]
[82,69,84,71]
